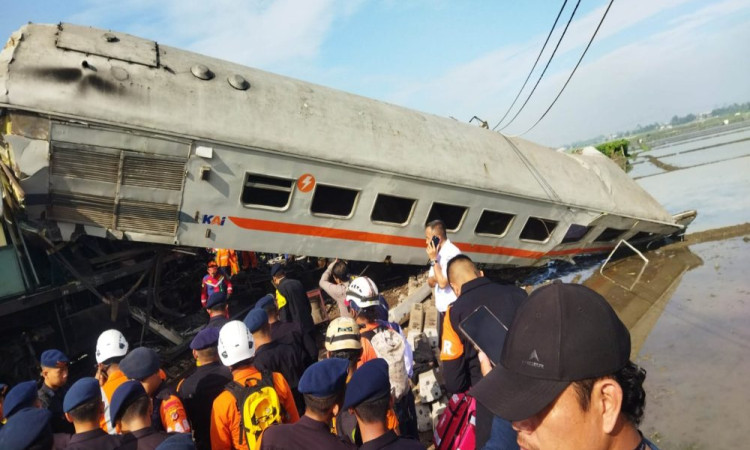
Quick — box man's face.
[208,265,217,276]
[424,226,434,245]
[512,384,602,450]
[42,364,69,389]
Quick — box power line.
[497,0,582,132]
[492,0,569,131]
[516,0,616,136]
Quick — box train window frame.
[519,216,559,243]
[425,202,469,232]
[240,172,295,211]
[560,224,593,244]
[370,193,417,227]
[594,227,627,243]
[474,209,515,238]
[309,183,361,219]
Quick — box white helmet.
[346,277,381,311]
[95,329,129,364]
[218,320,255,367]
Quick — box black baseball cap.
[471,281,630,422]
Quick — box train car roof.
[0,23,675,225]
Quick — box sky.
[1,0,749,147]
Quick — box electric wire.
[515,0,616,136]
[492,0,569,131]
[497,0,582,132]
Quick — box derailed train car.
[0,23,694,306]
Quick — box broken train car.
[0,24,694,377]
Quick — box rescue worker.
[94,328,130,434]
[210,320,299,450]
[38,348,75,433]
[214,248,239,277]
[2,380,41,420]
[177,327,232,450]
[319,258,352,318]
[270,263,318,363]
[0,407,54,449]
[205,292,231,330]
[324,317,363,376]
[201,261,233,308]
[346,277,418,440]
[255,294,308,366]
[343,359,424,450]
[259,358,355,450]
[244,308,306,416]
[111,380,170,449]
[119,347,192,434]
[63,377,121,449]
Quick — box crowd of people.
[0,220,658,450]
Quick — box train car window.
[241,173,294,209]
[371,194,416,225]
[520,217,558,242]
[594,227,626,242]
[311,184,359,217]
[561,224,592,244]
[426,202,468,232]
[474,210,514,237]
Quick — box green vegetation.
[595,139,629,157]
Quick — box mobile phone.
[431,235,440,248]
[459,305,509,366]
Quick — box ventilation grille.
[116,200,179,235]
[48,193,114,228]
[122,156,185,190]
[50,147,119,183]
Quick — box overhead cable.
[515,0,616,136]
[497,0,582,132]
[492,0,569,131]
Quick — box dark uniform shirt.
[116,427,169,450]
[206,314,230,330]
[360,430,424,450]
[177,362,232,450]
[270,320,312,367]
[38,384,75,434]
[65,428,121,450]
[259,415,355,450]
[253,341,307,416]
[277,277,318,363]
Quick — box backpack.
[225,371,282,450]
[362,323,410,400]
[433,392,476,450]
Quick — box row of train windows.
[241,173,634,244]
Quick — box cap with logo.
[325,317,362,352]
[470,281,631,422]
[96,329,129,364]
[40,349,69,368]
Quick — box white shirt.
[428,239,462,312]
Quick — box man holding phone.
[425,219,462,342]
[440,255,526,448]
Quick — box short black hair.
[303,391,343,416]
[208,302,227,313]
[572,361,647,426]
[329,348,362,365]
[426,219,447,239]
[332,260,349,282]
[356,306,381,323]
[446,254,476,286]
[195,346,218,359]
[100,355,125,366]
[262,302,278,316]
[353,394,390,424]
[68,398,101,423]
[120,394,151,424]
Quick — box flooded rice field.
[576,126,750,448]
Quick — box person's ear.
[332,403,340,417]
[450,282,461,297]
[479,269,485,277]
[64,412,74,423]
[596,378,624,434]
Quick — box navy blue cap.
[206,292,227,309]
[119,347,160,380]
[243,308,268,333]
[190,327,221,350]
[40,349,69,368]
[63,377,100,413]
[270,263,284,277]
[0,407,52,450]
[254,294,276,311]
[155,432,196,450]
[110,380,148,424]
[298,358,349,397]
[3,381,38,418]
[343,358,391,410]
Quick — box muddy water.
[569,129,750,448]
